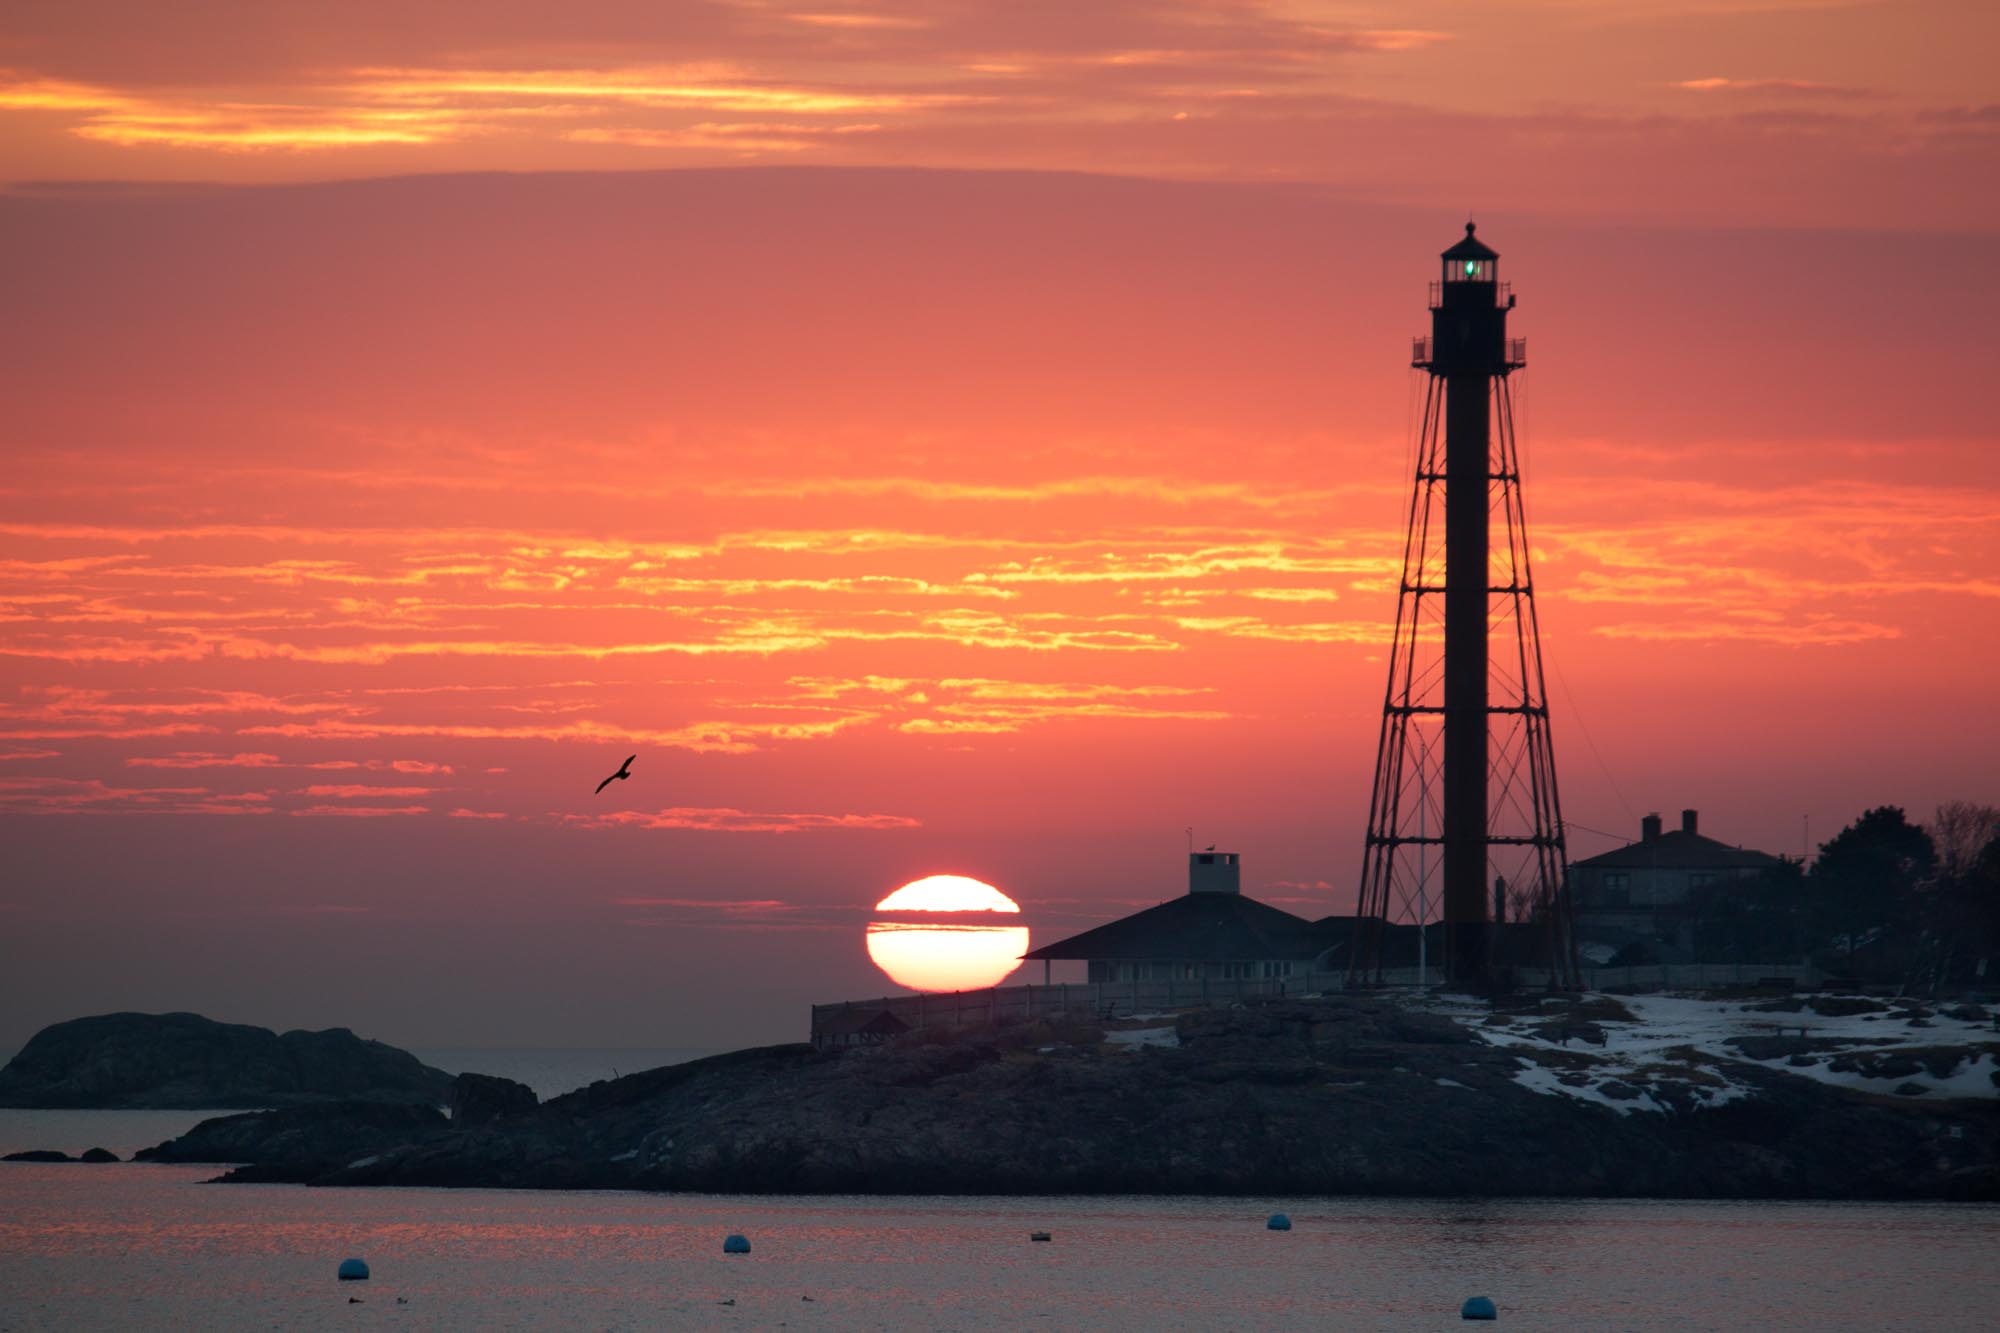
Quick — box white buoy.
[1266,1213,1292,1231]
[337,1258,369,1281]
[1461,1295,1497,1320]
[723,1233,751,1254]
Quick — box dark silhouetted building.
[1569,809,1787,957]
[1024,852,1331,983]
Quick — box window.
[1600,872,1631,908]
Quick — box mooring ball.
[336,1258,370,1281]
[1461,1295,1497,1320]
[1266,1213,1292,1231]
[723,1233,751,1254]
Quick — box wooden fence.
[809,962,1822,1042]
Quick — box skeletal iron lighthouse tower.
[1350,225,1579,989]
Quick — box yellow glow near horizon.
[874,873,1020,913]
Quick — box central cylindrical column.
[1442,369,1491,984]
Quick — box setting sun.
[867,874,1028,992]
[874,875,1022,914]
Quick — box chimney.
[1641,813,1662,842]
[1188,851,1241,895]
[1682,809,1698,836]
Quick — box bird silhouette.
[594,754,635,795]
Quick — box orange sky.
[2,2,1995,1050]
[3,0,1996,227]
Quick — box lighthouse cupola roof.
[1442,221,1498,262]
[1441,221,1498,283]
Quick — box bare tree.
[1919,801,2000,995]
[1931,802,2000,883]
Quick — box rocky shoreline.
[123,994,2000,1201]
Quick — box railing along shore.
[811,962,1823,1039]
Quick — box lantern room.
[1421,222,1518,373]
[1441,221,1498,285]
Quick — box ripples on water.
[4,1054,1995,1329]
[1,1164,1995,1331]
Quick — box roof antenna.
[1185,826,1194,854]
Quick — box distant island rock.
[0,1012,454,1109]
[6,1147,125,1163]
[137,995,2000,1201]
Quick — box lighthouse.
[1351,225,1578,989]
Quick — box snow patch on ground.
[1774,1049,2000,1099]
[1105,1025,1180,1050]
[1417,991,1998,1114]
[1511,1062,1670,1115]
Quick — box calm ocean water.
[2,1166,1996,1331]
[3,1051,1997,1329]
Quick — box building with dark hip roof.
[1022,852,1334,984]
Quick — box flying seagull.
[595,754,636,795]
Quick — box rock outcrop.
[0,1012,454,1109]
[134,997,2000,1200]
[450,1072,538,1128]
[2,1149,73,1162]
[133,1101,450,1179]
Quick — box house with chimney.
[1569,809,1789,959]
